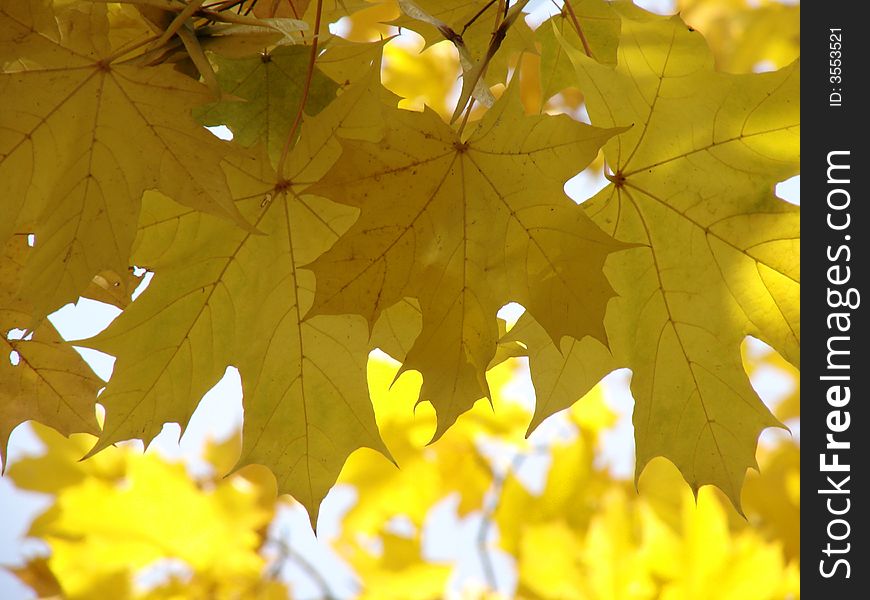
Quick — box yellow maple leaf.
[7,424,285,600]
[494,408,615,559]
[382,38,459,118]
[306,0,396,40]
[515,9,798,508]
[79,55,393,526]
[196,44,339,162]
[502,312,617,436]
[305,80,626,438]
[534,1,621,104]
[337,529,452,600]
[638,472,800,600]
[0,4,805,596]
[0,237,101,468]
[0,0,246,320]
[495,424,799,600]
[678,0,800,73]
[338,357,529,534]
[741,441,800,562]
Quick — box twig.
[286,546,338,600]
[177,25,221,95]
[266,529,338,600]
[562,0,594,59]
[153,0,205,49]
[450,0,530,123]
[475,451,527,592]
[204,0,247,11]
[105,33,163,64]
[275,0,323,178]
[456,96,475,137]
[461,0,499,37]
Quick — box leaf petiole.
[275,0,323,179]
[562,0,595,59]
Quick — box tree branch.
[475,451,528,592]
[266,527,338,600]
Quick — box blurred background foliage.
[1,0,799,598]
[4,346,799,599]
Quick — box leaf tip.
[524,413,544,440]
[426,412,453,446]
[80,438,110,462]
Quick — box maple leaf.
[80,60,392,525]
[8,558,62,600]
[371,296,522,369]
[8,424,287,599]
[196,44,339,162]
[0,238,101,469]
[503,313,617,436]
[315,35,393,91]
[494,391,615,559]
[0,0,244,320]
[303,0,376,25]
[678,0,800,73]
[0,1,802,550]
[79,268,142,310]
[523,12,799,506]
[493,407,800,600]
[380,35,461,118]
[339,357,529,534]
[253,0,312,19]
[535,2,620,103]
[338,529,452,600]
[305,81,626,438]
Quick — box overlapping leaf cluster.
[1,0,799,523]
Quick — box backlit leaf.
[559,12,799,506]
[196,44,339,162]
[0,0,245,319]
[0,238,101,468]
[80,62,393,525]
[306,81,626,438]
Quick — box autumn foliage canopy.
[1,0,799,597]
